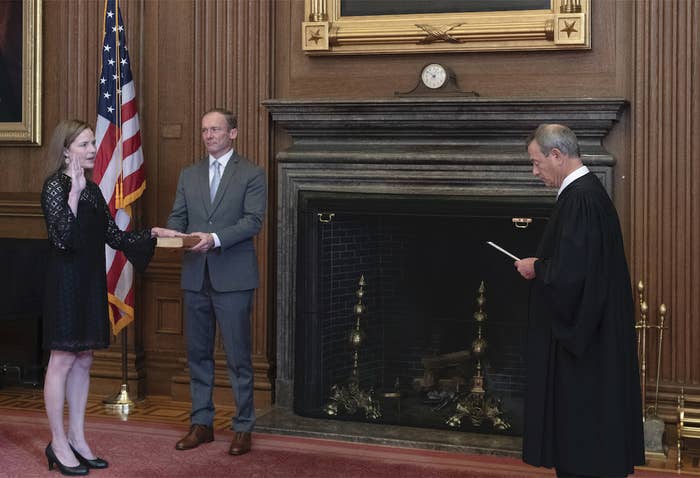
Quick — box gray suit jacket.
[166,152,266,292]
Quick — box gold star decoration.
[307,28,323,44]
[560,20,578,38]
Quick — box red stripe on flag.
[92,123,117,185]
[123,285,135,309]
[121,99,137,122]
[122,130,142,160]
[122,170,146,197]
[106,249,128,289]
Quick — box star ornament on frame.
[561,20,578,38]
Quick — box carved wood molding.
[0,193,41,216]
[0,193,45,239]
[142,258,182,282]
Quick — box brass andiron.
[446,281,510,430]
[323,275,381,420]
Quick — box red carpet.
[0,410,674,477]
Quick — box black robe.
[522,172,645,476]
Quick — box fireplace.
[294,191,553,435]
[264,97,625,445]
[0,238,48,386]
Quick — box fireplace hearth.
[262,97,625,447]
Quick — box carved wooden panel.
[156,297,183,335]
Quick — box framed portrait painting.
[303,0,590,55]
[0,0,41,145]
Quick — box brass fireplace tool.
[635,280,651,416]
[445,281,510,430]
[324,275,381,420]
[635,279,669,456]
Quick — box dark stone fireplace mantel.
[264,97,627,409]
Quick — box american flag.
[93,0,146,335]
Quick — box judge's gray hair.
[527,124,580,158]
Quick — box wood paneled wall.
[0,0,274,406]
[0,0,698,417]
[134,0,273,404]
[630,0,700,417]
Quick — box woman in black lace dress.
[40,120,176,475]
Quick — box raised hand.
[65,154,86,216]
[67,154,86,195]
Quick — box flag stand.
[103,328,135,414]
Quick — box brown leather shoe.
[175,424,214,450]
[229,431,252,455]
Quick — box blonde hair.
[45,119,93,178]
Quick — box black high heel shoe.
[45,443,89,476]
[69,444,109,469]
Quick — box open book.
[156,235,201,248]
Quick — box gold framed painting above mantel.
[303,0,589,55]
[0,0,42,145]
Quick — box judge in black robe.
[515,124,645,478]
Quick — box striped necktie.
[210,160,221,202]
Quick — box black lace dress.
[41,173,155,352]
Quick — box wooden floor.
[0,385,238,431]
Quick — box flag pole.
[103,327,134,413]
[102,0,135,415]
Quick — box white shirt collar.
[558,165,589,198]
[209,149,234,169]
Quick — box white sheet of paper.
[486,241,521,261]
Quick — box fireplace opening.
[0,238,48,387]
[294,192,551,436]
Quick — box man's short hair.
[204,108,237,130]
[527,124,580,158]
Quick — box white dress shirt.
[558,165,590,199]
[208,149,234,248]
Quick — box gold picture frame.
[303,0,589,55]
[0,0,42,145]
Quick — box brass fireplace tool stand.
[445,281,510,430]
[635,280,669,457]
[324,275,381,420]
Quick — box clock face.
[421,63,447,89]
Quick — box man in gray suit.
[166,108,266,456]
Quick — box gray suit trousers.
[184,273,255,432]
